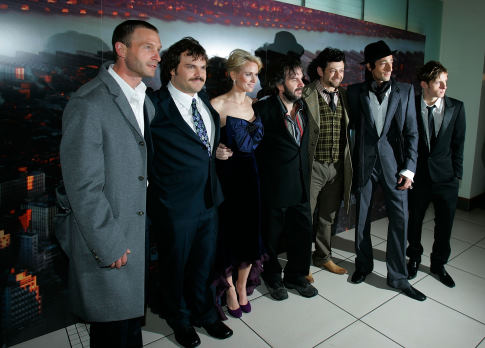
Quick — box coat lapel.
[98,65,143,138]
[158,88,202,144]
[199,91,221,155]
[438,96,454,141]
[381,82,400,137]
[303,81,320,131]
[359,83,376,132]
[415,95,431,153]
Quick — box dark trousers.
[354,160,409,289]
[261,201,313,284]
[407,176,459,268]
[90,317,142,348]
[153,207,218,330]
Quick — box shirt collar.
[316,80,338,96]
[108,64,146,100]
[277,95,303,116]
[168,81,198,108]
[421,96,443,112]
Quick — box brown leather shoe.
[305,272,314,283]
[323,260,347,275]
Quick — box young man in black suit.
[254,56,318,301]
[347,40,426,301]
[148,37,232,348]
[407,61,466,288]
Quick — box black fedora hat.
[360,40,397,65]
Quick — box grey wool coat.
[57,62,154,322]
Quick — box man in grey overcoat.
[57,20,161,347]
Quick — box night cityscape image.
[0,0,424,346]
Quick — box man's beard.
[282,84,301,103]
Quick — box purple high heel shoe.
[240,301,251,313]
[227,306,242,318]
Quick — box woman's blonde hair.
[226,49,262,73]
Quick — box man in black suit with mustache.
[148,37,232,348]
[407,61,466,288]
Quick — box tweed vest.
[315,92,345,163]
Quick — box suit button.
[314,129,318,134]
[139,141,145,146]
[137,211,144,216]
[138,176,145,181]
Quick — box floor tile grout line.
[453,216,485,228]
[424,296,485,327]
[142,333,175,347]
[475,336,485,348]
[445,262,485,281]
[356,319,407,347]
[65,327,73,348]
[239,317,273,347]
[310,318,361,348]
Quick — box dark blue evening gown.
[214,115,266,320]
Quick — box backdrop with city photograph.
[0,0,425,345]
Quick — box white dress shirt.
[108,65,146,136]
[369,86,414,181]
[421,96,444,149]
[167,82,215,148]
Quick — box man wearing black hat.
[347,40,426,301]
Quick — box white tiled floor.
[13,208,485,348]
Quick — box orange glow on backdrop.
[27,175,34,190]
[19,209,32,232]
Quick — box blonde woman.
[211,49,266,319]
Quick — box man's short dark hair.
[160,37,208,87]
[112,20,158,62]
[307,48,345,82]
[267,54,302,92]
[417,60,448,84]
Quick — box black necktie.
[427,105,437,151]
[322,89,337,112]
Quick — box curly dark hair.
[307,47,345,82]
[112,20,158,62]
[417,60,447,83]
[160,37,208,87]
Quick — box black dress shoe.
[350,270,368,284]
[174,326,200,348]
[402,286,426,301]
[431,267,456,288]
[265,280,288,301]
[283,278,318,298]
[202,321,233,340]
[407,260,420,280]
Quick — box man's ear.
[276,83,284,94]
[420,81,428,90]
[317,66,324,78]
[114,42,126,60]
[366,63,372,72]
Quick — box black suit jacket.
[254,95,311,208]
[347,79,418,191]
[414,95,466,184]
[148,86,223,218]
